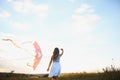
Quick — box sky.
[0,0,120,74]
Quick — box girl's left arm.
[47,56,53,71]
[60,48,64,56]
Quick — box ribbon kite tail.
[2,38,22,49]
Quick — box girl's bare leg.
[52,77,55,80]
[54,76,58,80]
[56,77,58,80]
[51,78,54,80]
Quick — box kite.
[2,38,42,70]
[33,41,42,70]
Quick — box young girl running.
[47,47,64,80]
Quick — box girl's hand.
[60,48,63,50]
[60,48,64,51]
[47,68,49,72]
[60,48,64,56]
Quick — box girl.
[47,47,64,80]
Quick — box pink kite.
[33,41,42,70]
[2,38,42,70]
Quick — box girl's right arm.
[47,56,53,71]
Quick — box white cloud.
[7,0,13,3]
[0,10,10,18]
[67,4,101,35]
[69,0,75,3]
[72,13,101,26]
[8,0,48,18]
[10,21,32,31]
[0,32,16,39]
[33,4,48,18]
[75,4,94,14]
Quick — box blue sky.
[0,0,120,74]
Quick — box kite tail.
[2,38,22,49]
[2,38,34,56]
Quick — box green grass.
[0,71,120,80]
[0,66,120,80]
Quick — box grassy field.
[0,66,120,80]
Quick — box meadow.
[0,65,120,80]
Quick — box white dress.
[48,55,61,77]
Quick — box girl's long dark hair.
[52,47,59,61]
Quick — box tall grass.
[100,65,120,80]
